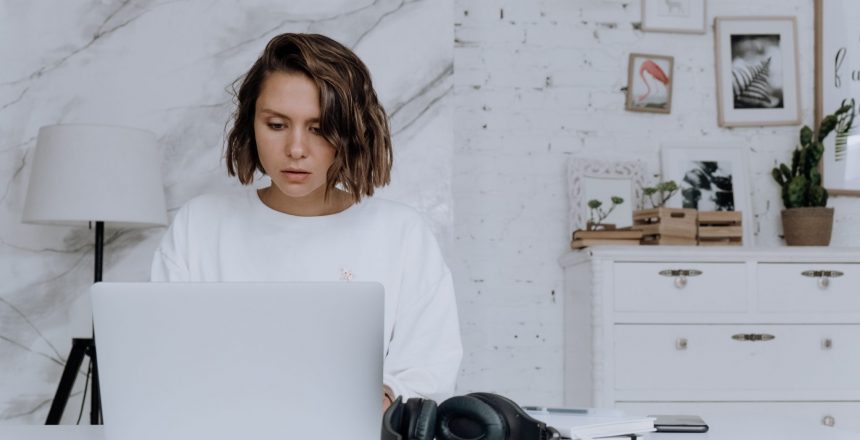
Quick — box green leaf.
[800,125,813,146]
[786,175,809,208]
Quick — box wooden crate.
[697,211,742,246]
[632,208,698,245]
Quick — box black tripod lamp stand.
[22,124,166,425]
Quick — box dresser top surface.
[559,246,860,267]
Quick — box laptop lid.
[91,282,384,440]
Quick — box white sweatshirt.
[150,190,463,400]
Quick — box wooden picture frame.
[626,53,674,114]
[815,0,860,195]
[641,0,707,34]
[714,16,801,127]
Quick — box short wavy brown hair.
[226,33,392,202]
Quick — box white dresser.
[560,246,860,431]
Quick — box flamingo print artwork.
[626,53,673,114]
[637,60,670,102]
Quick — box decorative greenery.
[641,180,679,208]
[771,104,852,209]
[732,58,779,108]
[587,196,624,228]
[834,98,855,162]
[681,162,734,211]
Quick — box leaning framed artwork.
[714,17,801,127]
[641,0,707,34]
[815,0,860,195]
[660,146,753,245]
[567,157,646,234]
[626,53,674,114]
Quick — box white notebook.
[526,408,655,440]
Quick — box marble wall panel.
[0,0,452,424]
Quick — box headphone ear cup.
[436,395,507,440]
[382,397,406,440]
[467,393,548,440]
[403,398,437,440]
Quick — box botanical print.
[680,160,735,211]
[730,34,783,109]
[833,98,857,163]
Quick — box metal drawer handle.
[731,333,775,342]
[675,337,688,350]
[659,269,703,289]
[801,270,844,289]
[822,415,835,427]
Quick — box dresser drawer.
[613,262,747,312]
[757,263,860,313]
[614,324,860,392]
[616,401,860,432]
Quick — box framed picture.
[714,17,801,127]
[641,0,707,34]
[815,0,860,195]
[660,146,753,245]
[626,53,674,114]
[567,157,646,233]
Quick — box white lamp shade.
[22,124,168,227]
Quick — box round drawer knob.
[674,276,687,289]
[822,415,835,427]
[819,277,830,289]
[675,337,688,350]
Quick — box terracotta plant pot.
[781,207,834,246]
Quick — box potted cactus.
[771,104,852,245]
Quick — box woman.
[151,33,462,410]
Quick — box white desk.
[3,415,859,440]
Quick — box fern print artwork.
[730,34,784,109]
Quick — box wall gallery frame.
[660,146,753,245]
[567,158,646,234]
[641,0,707,34]
[714,17,801,127]
[815,0,860,195]
[626,53,674,114]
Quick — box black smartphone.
[651,415,709,433]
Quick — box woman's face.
[254,71,335,205]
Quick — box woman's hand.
[383,385,395,411]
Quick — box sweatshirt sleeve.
[150,205,191,282]
[382,219,463,401]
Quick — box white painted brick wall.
[452,0,860,406]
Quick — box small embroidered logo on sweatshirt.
[339,268,354,281]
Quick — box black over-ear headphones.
[381,392,561,440]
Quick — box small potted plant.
[571,196,643,249]
[633,180,697,245]
[586,196,624,231]
[771,104,851,246]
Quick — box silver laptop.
[91,282,384,440]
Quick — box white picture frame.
[815,0,860,196]
[714,16,801,127]
[641,0,707,34]
[660,146,753,245]
[567,158,646,234]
